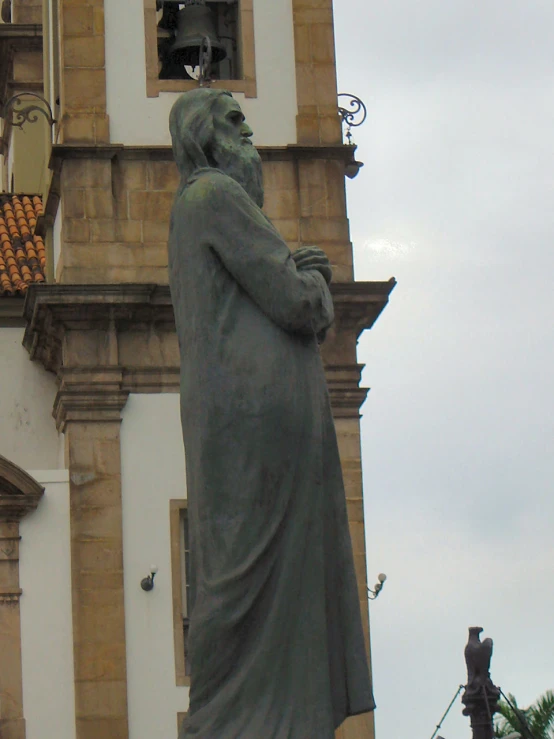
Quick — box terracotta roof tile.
[0,194,46,295]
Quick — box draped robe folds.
[168,168,375,739]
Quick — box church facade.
[0,1,394,738]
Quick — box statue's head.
[169,88,264,207]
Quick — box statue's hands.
[292,247,333,284]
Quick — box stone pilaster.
[322,280,396,739]
[55,328,129,739]
[292,0,342,145]
[59,0,109,143]
[0,456,44,739]
[59,401,130,739]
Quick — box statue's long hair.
[169,88,232,197]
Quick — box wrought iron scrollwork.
[1,92,56,132]
[338,93,367,144]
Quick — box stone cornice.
[23,282,393,418]
[331,279,396,337]
[0,455,44,522]
[325,364,369,418]
[48,142,360,167]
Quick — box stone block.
[74,679,127,719]
[263,189,299,220]
[319,113,342,145]
[346,498,363,523]
[147,161,179,191]
[93,6,105,35]
[353,552,368,597]
[293,8,334,26]
[85,189,114,219]
[13,2,41,23]
[72,539,123,574]
[142,219,169,243]
[77,585,125,610]
[296,113,321,144]
[72,505,124,540]
[63,69,107,111]
[323,161,347,216]
[348,521,366,556]
[262,161,296,192]
[300,217,349,243]
[90,219,142,243]
[314,63,338,107]
[62,159,110,189]
[62,6,94,36]
[78,571,124,592]
[0,718,26,739]
[129,191,173,222]
[62,116,96,144]
[310,22,336,64]
[74,642,127,682]
[271,219,299,243]
[293,23,311,64]
[75,717,128,739]
[62,188,86,218]
[95,114,110,143]
[113,160,147,192]
[64,36,105,68]
[63,0,105,6]
[12,52,42,83]
[68,477,122,509]
[64,218,90,242]
[295,63,317,107]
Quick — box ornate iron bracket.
[0,92,56,150]
[338,93,367,145]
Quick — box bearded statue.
[168,88,374,739]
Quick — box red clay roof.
[0,194,46,295]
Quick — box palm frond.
[528,690,554,738]
[494,691,554,739]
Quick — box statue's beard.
[210,134,265,209]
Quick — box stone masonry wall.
[57,154,353,285]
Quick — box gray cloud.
[334,2,554,737]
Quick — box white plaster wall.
[104,0,298,147]
[120,393,188,738]
[0,328,60,470]
[19,469,75,739]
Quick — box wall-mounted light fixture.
[368,573,387,600]
[141,565,159,591]
[0,92,56,151]
[338,93,367,145]
[338,93,367,179]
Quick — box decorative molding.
[331,280,396,338]
[22,282,394,419]
[326,364,369,419]
[0,454,44,522]
[48,143,361,165]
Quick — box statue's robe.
[168,168,374,739]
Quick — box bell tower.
[0,1,395,737]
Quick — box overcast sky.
[333,2,554,738]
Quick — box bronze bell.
[169,4,227,68]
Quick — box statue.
[168,88,375,738]
[462,627,500,739]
